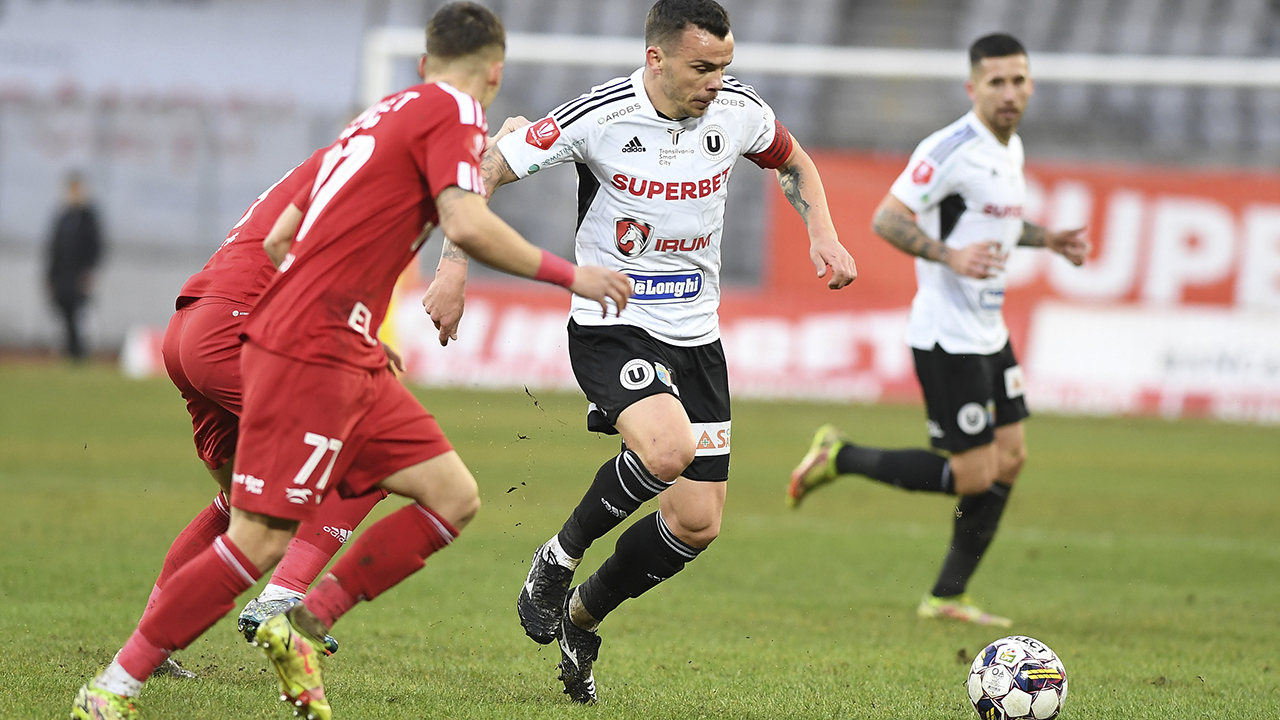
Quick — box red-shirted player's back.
[176,151,325,307]
[243,82,488,370]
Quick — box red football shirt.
[243,82,488,369]
[176,150,324,307]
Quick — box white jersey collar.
[963,110,1018,151]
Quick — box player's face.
[966,54,1033,141]
[655,26,734,118]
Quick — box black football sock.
[556,450,671,559]
[576,511,701,623]
[835,444,954,494]
[930,481,1013,597]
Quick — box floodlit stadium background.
[0,0,1277,422]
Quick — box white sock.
[96,659,146,698]
[257,583,305,603]
[547,535,581,570]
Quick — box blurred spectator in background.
[45,172,102,360]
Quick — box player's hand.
[422,261,468,346]
[486,115,531,151]
[1046,226,1090,266]
[382,342,405,373]
[947,241,1006,279]
[569,266,633,318]
[810,235,857,289]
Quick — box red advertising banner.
[123,152,1280,422]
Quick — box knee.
[440,473,481,530]
[997,444,1026,485]
[634,441,695,484]
[666,509,721,549]
[949,454,997,496]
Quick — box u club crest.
[615,218,654,257]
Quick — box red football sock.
[122,535,260,680]
[269,491,383,595]
[140,493,231,622]
[303,504,456,629]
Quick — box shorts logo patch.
[620,358,655,390]
[232,472,264,495]
[691,421,731,456]
[957,402,989,435]
[626,270,704,303]
[615,218,654,257]
[1004,365,1026,399]
[926,420,945,439]
[654,362,675,390]
[285,487,314,504]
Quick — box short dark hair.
[969,33,1026,67]
[645,0,731,50]
[426,2,505,61]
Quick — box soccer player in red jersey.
[72,4,632,719]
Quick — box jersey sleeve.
[420,100,488,200]
[742,98,793,170]
[496,109,593,180]
[889,138,962,215]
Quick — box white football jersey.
[890,111,1027,355]
[496,67,791,346]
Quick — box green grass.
[1,361,1278,719]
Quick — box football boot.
[556,591,601,705]
[239,596,339,655]
[918,593,1013,627]
[70,682,139,720]
[518,538,576,645]
[787,424,846,508]
[253,613,331,720]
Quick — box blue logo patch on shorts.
[626,271,704,303]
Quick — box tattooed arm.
[1020,221,1090,265]
[774,139,857,289]
[871,194,1004,279]
[423,117,530,345]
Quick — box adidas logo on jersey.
[621,136,646,153]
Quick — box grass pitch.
[1,361,1278,719]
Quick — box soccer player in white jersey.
[425,0,856,703]
[787,34,1089,627]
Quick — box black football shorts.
[912,341,1030,454]
[567,320,731,481]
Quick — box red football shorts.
[231,342,453,521]
[162,297,248,468]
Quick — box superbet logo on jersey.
[615,218,654,257]
[911,159,935,185]
[526,117,561,150]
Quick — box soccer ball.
[967,636,1068,720]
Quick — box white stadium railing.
[362,28,1280,107]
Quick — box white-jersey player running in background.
[425,0,856,703]
[788,33,1089,627]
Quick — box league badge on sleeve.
[911,159,935,185]
[526,117,561,150]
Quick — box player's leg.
[75,343,361,718]
[280,373,470,647]
[236,489,385,654]
[519,323,688,646]
[555,339,727,704]
[81,509,294,713]
[922,343,1029,626]
[136,301,245,681]
[286,450,474,644]
[789,345,984,505]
